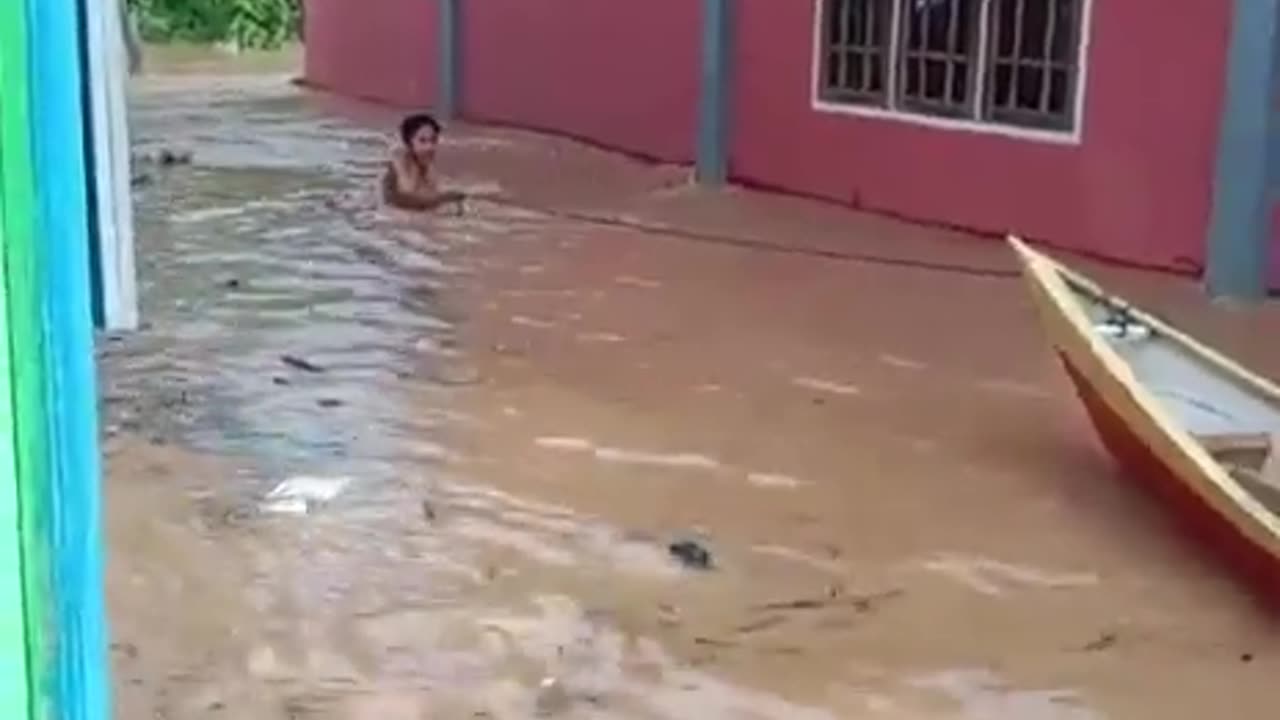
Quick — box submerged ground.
[106,57,1280,719]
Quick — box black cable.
[475,195,1019,280]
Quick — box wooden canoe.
[1009,236,1280,604]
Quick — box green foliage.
[127,0,302,50]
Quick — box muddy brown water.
[105,70,1280,719]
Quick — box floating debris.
[752,588,903,614]
[280,354,325,373]
[261,475,351,515]
[135,147,195,166]
[694,636,736,648]
[1081,632,1118,652]
[110,641,139,660]
[316,398,344,408]
[754,597,827,612]
[669,539,714,570]
[848,589,904,613]
[534,676,571,717]
[158,147,194,166]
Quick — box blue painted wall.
[1206,0,1280,299]
[438,0,461,120]
[696,0,732,185]
[27,0,111,718]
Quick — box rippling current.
[100,71,1269,720]
[107,81,469,495]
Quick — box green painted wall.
[0,0,53,716]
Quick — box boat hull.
[1013,239,1280,608]
[1058,352,1280,605]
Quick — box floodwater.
[107,64,1280,719]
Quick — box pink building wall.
[303,0,438,108]
[731,0,1231,275]
[302,0,1251,280]
[459,0,700,163]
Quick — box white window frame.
[810,0,1093,145]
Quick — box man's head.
[399,113,442,164]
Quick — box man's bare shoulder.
[388,146,412,168]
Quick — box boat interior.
[1063,274,1280,515]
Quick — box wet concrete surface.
[106,64,1280,718]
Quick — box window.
[817,0,1087,134]
[897,0,980,117]
[821,0,893,104]
[984,0,1082,129]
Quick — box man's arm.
[380,169,464,211]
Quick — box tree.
[122,0,143,74]
[124,0,302,51]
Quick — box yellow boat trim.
[1009,236,1280,558]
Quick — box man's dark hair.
[400,113,442,145]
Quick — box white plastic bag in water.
[261,475,352,515]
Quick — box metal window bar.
[984,0,1081,130]
[896,0,980,118]
[819,0,892,105]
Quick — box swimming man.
[381,113,466,212]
